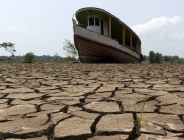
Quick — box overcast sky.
[0,0,184,57]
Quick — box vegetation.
[24,52,36,63]
[143,55,149,61]
[53,53,60,61]
[145,51,184,63]
[63,56,76,62]
[155,52,163,63]
[0,57,6,61]
[149,51,155,63]
[0,55,62,62]
[135,95,148,127]
[0,42,16,62]
[0,55,78,62]
[63,39,78,59]
[0,39,78,63]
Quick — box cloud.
[2,26,26,32]
[132,16,183,35]
[131,16,184,57]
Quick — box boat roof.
[76,7,141,43]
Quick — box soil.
[0,62,184,140]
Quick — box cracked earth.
[0,62,184,140]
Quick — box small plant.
[133,81,136,84]
[134,95,148,127]
[128,96,148,140]
[94,77,98,81]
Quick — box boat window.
[95,18,99,26]
[89,17,94,26]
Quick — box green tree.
[149,51,155,63]
[63,56,76,62]
[164,55,171,61]
[0,57,5,61]
[172,55,180,62]
[143,55,148,61]
[63,39,78,59]
[0,42,16,62]
[24,52,35,63]
[140,54,143,61]
[155,52,162,63]
[54,53,59,61]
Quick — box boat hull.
[74,35,140,63]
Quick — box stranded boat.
[73,7,142,63]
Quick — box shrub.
[155,52,163,63]
[24,52,35,63]
[143,55,148,61]
[149,51,155,63]
[63,56,76,62]
[0,57,5,61]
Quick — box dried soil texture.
[0,62,184,140]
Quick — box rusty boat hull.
[74,35,140,63]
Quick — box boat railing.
[136,48,141,55]
[77,24,87,28]
[124,45,141,55]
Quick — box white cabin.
[86,16,109,37]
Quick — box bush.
[149,51,155,63]
[24,52,35,63]
[155,52,162,63]
[63,56,76,62]
[143,55,148,61]
[0,57,5,61]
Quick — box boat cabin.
[86,16,109,36]
[75,8,141,55]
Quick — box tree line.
[0,54,62,62]
[0,54,77,63]
[0,39,78,63]
[143,51,184,63]
[2,41,183,64]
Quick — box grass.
[134,95,148,127]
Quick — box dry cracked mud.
[0,62,184,140]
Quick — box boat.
[73,7,142,63]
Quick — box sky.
[0,0,184,57]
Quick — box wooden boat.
[73,7,142,63]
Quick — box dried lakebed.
[0,62,184,140]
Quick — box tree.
[172,55,180,62]
[63,56,76,62]
[149,51,155,63]
[24,52,35,63]
[0,42,16,62]
[164,55,171,61]
[140,54,143,61]
[54,53,59,61]
[143,55,148,61]
[63,39,78,58]
[0,57,5,61]
[155,52,162,63]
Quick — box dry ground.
[0,62,184,140]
